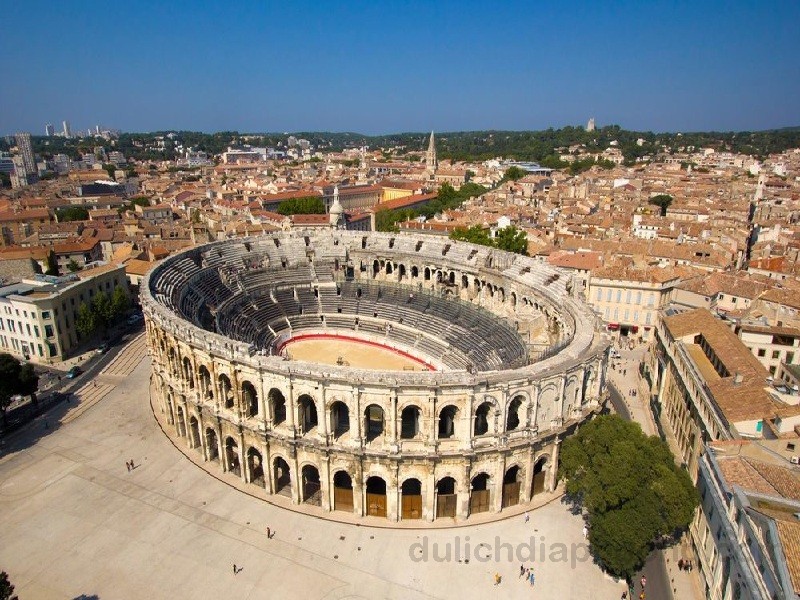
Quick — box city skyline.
[1,1,799,136]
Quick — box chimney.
[733,372,743,385]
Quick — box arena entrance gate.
[470,473,490,514]
[302,465,321,505]
[436,477,457,518]
[502,465,521,508]
[532,456,548,496]
[333,471,354,512]
[365,476,387,517]
[274,457,291,497]
[401,478,422,519]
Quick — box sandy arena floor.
[283,335,434,371]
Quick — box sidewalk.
[608,340,703,600]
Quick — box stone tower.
[425,131,437,177]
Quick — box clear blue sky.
[1,1,798,135]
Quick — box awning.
[607,323,619,331]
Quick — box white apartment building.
[0,264,129,363]
[587,264,686,341]
[736,323,800,377]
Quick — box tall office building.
[62,120,72,138]
[14,132,36,175]
[45,123,55,137]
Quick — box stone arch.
[473,400,496,436]
[330,400,350,438]
[247,447,264,486]
[469,472,491,514]
[175,405,186,437]
[189,415,200,448]
[400,477,422,520]
[531,455,548,496]
[435,476,457,518]
[298,394,318,433]
[268,388,286,425]
[398,263,406,280]
[506,395,525,431]
[372,259,380,277]
[182,356,194,388]
[502,465,521,508]
[241,381,258,417]
[438,405,458,439]
[198,365,212,399]
[301,464,321,505]
[273,456,291,496]
[333,470,354,512]
[219,373,233,408]
[224,436,240,476]
[510,291,517,307]
[364,404,384,442]
[400,404,421,439]
[365,475,387,517]
[424,267,431,281]
[205,428,219,461]
[411,265,419,279]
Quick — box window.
[645,312,652,325]
[624,309,629,321]
[758,348,766,357]
[34,325,39,337]
[625,290,631,304]
[606,289,612,302]
[616,289,621,303]
[44,325,54,337]
[788,352,795,363]
[596,289,602,302]
[772,350,780,359]
[634,311,639,322]
[25,324,30,336]
[636,291,642,304]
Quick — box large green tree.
[649,194,673,216]
[55,206,89,222]
[559,414,698,580]
[0,354,40,428]
[75,302,96,339]
[494,225,528,255]
[450,225,493,246]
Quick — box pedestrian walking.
[266,526,271,538]
[528,570,535,587]
[233,563,237,575]
[640,575,646,588]
[494,573,501,586]
[583,524,588,539]
[126,461,131,472]
[524,512,529,524]
[678,558,684,570]
[519,564,525,578]
[129,459,134,469]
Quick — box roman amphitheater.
[143,230,609,523]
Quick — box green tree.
[66,259,81,273]
[277,196,325,215]
[494,225,528,255]
[0,571,18,600]
[110,285,131,321]
[102,163,116,179]
[92,290,113,331]
[648,194,673,217]
[559,415,698,580]
[56,206,89,222]
[450,225,493,246]
[75,302,96,339]
[502,165,527,182]
[0,354,40,429]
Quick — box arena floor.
[282,334,436,371]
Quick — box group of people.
[518,564,536,587]
[678,558,693,572]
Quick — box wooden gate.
[470,490,490,514]
[436,494,457,518]
[333,487,353,512]
[366,493,387,517]
[401,494,422,519]
[502,482,520,508]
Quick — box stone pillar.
[215,419,225,473]
[493,456,506,513]
[289,448,300,505]
[262,439,273,494]
[354,460,365,516]
[458,464,471,518]
[286,378,296,434]
[548,439,561,492]
[320,454,331,512]
[425,470,435,522]
[388,467,399,522]
[389,392,398,447]
[320,388,329,440]
[238,430,247,483]
[197,410,208,461]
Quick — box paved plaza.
[0,338,627,599]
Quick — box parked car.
[66,366,81,379]
[126,313,144,326]
[96,342,111,354]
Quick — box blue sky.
[1,1,798,135]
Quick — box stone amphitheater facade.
[143,230,609,523]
